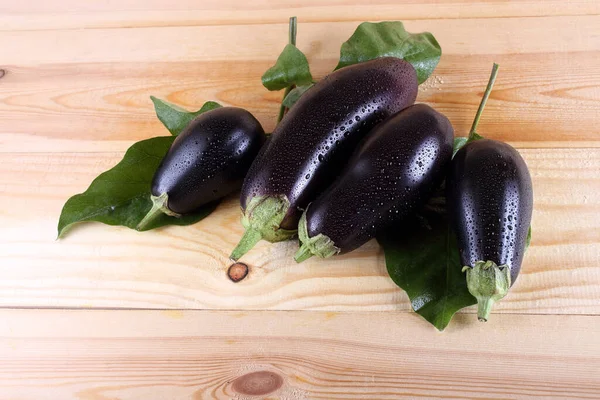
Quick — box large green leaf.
[378,214,476,331]
[151,96,221,136]
[261,43,313,91]
[57,137,218,238]
[335,21,441,84]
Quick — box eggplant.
[137,107,266,230]
[445,64,534,322]
[230,57,419,260]
[447,139,533,321]
[294,104,454,262]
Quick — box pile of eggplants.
[58,19,533,326]
[229,61,531,323]
[231,57,419,260]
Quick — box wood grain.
[2,0,599,30]
[0,309,598,399]
[4,16,599,68]
[2,50,600,153]
[1,148,598,313]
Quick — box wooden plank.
[2,0,599,30]
[1,17,599,67]
[2,51,600,153]
[0,148,598,312]
[0,309,598,399]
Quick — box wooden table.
[1,1,599,398]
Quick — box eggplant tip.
[465,260,511,323]
[296,211,340,261]
[229,228,263,261]
[136,192,179,231]
[231,195,297,260]
[476,296,495,322]
[294,245,314,263]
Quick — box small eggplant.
[448,139,533,321]
[231,57,418,260]
[446,64,533,322]
[295,104,454,262]
[137,107,266,230]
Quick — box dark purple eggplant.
[294,104,454,262]
[136,107,266,230]
[447,64,533,322]
[230,57,418,260]
[448,139,532,321]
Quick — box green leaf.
[452,137,468,157]
[335,21,441,84]
[469,131,484,142]
[282,84,314,108]
[58,137,218,238]
[151,96,221,136]
[261,44,313,91]
[453,133,486,158]
[378,214,476,331]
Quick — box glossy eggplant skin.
[152,107,265,214]
[303,104,454,256]
[241,57,418,230]
[447,139,533,284]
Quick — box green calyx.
[463,260,511,322]
[229,195,296,261]
[294,211,340,263]
[136,192,180,231]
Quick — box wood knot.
[0,69,5,79]
[227,262,249,283]
[232,370,283,396]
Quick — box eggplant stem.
[231,195,295,260]
[288,15,297,46]
[464,260,511,322]
[477,297,495,322]
[295,211,340,262]
[230,228,262,261]
[136,193,179,231]
[468,63,499,140]
[294,245,314,263]
[277,16,298,124]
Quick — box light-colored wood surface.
[1,309,599,399]
[2,11,600,152]
[1,1,600,398]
